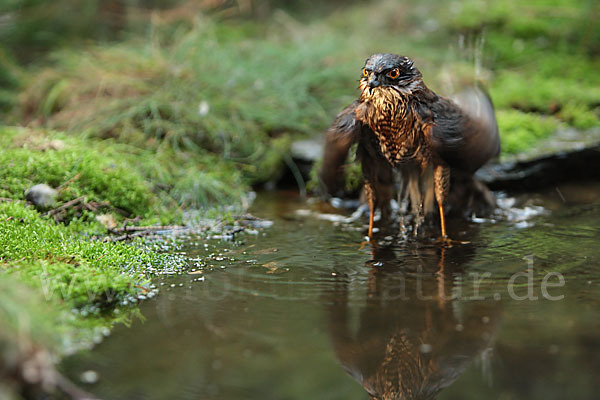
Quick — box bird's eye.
[387,68,400,79]
[362,68,368,77]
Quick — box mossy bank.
[0,125,190,345]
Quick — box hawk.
[320,53,500,243]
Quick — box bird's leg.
[407,168,422,237]
[434,164,451,245]
[396,170,409,238]
[398,191,408,239]
[364,181,376,241]
[358,183,377,253]
[438,202,447,238]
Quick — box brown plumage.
[320,53,500,242]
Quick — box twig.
[105,231,148,242]
[83,202,97,212]
[111,225,185,233]
[232,213,260,220]
[110,205,130,217]
[45,196,85,216]
[57,172,81,192]
[105,225,186,242]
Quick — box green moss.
[0,201,186,309]
[559,102,600,130]
[491,72,596,114]
[443,0,599,132]
[0,127,157,221]
[1,277,65,398]
[446,0,595,41]
[0,125,191,352]
[497,110,559,154]
[0,126,234,356]
[0,126,250,224]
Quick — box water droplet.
[80,370,99,384]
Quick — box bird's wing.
[429,87,500,173]
[319,101,362,197]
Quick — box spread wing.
[319,101,362,197]
[320,87,500,200]
[429,87,500,173]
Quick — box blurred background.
[1,0,598,210]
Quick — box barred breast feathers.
[356,81,432,168]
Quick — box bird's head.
[359,53,423,100]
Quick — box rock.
[96,214,118,230]
[25,184,58,209]
[290,139,323,162]
[80,370,99,384]
[277,139,324,189]
[41,139,65,152]
[477,142,600,192]
[283,128,600,194]
[506,127,600,161]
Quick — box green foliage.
[0,199,186,363]
[559,102,600,130]
[444,0,600,129]
[0,126,249,222]
[15,19,352,188]
[445,0,597,42]
[497,110,559,154]
[488,59,599,115]
[0,48,20,113]
[0,201,185,308]
[0,0,131,58]
[0,127,154,220]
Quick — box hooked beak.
[368,73,381,88]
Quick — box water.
[62,184,600,400]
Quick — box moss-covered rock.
[0,127,155,220]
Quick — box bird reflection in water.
[326,244,502,400]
